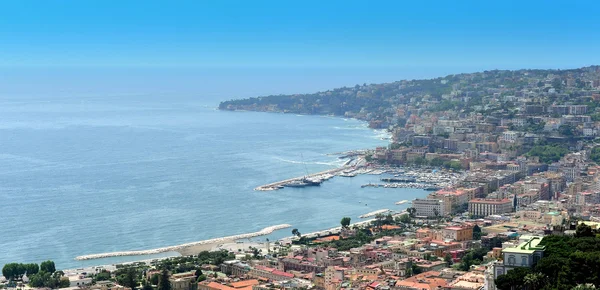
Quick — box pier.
[74,224,291,261]
[254,167,347,191]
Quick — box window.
[507,255,516,265]
[521,256,528,266]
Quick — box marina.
[255,162,461,191]
[361,182,442,190]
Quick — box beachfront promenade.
[75,224,291,261]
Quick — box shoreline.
[218,108,393,140]
[62,208,410,273]
[74,224,291,261]
[70,111,394,267]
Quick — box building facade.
[413,198,446,217]
[468,198,513,217]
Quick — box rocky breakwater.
[75,224,291,261]
[358,209,391,218]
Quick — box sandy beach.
[175,239,235,256]
[75,224,291,261]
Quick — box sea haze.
[0,95,426,269]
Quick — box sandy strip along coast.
[74,224,291,261]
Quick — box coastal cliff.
[218,66,600,129]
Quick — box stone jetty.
[254,167,345,191]
[358,209,391,218]
[74,224,291,261]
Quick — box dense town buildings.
[7,68,600,290]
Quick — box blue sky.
[2,0,599,68]
[1,0,600,98]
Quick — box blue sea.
[0,95,427,269]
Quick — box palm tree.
[291,228,300,237]
[523,273,545,290]
[572,284,596,290]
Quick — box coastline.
[49,108,401,270]
[71,110,402,267]
[219,108,393,141]
[75,224,291,261]
[63,209,409,273]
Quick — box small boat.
[381,177,416,183]
[283,181,310,188]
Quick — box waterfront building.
[413,198,446,217]
[67,274,93,287]
[468,198,513,217]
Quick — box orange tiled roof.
[381,225,401,230]
[229,279,259,289]
[395,271,447,290]
[204,282,236,290]
[315,235,340,242]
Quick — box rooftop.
[470,198,512,204]
[503,237,545,254]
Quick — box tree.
[590,147,600,163]
[59,277,71,288]
[29,272,49,288]
[473,225,482,240]
[340,217,351,228]
[559,124,575,137]
[196,275,207,282]
[572,284,597,290]
[95,270,112,281]
[552,78,563,90]
[575,223,594,238]
[399,213,411,224]
[194,269,202,280]
[158,269,171,290]
[142,282,154,290]
[407,207,416,218]
[2,263,16,280]
[411,264,422,276]
[526,145,569,164]
[24,263,39,276]
[495,267,532,290]
[40,261,56,274]
[291,228,301,238]
[444,253,453,265]
[523,273,546,290]
[117,268,138,289]
[150,274,159,285]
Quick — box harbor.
[255,157,462,191]
[254,167,343,191]
[361,182,441,190]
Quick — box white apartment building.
[413,198,446,217]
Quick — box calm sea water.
[0,95,427,269]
